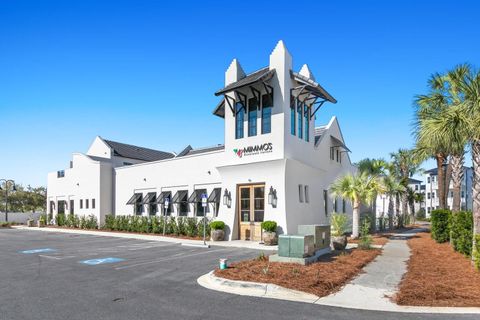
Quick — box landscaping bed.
[395,232,480,307]
[215,248,381,297]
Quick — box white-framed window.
[304,185,309,203]
[298,184,304,203]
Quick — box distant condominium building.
[424,166,473,217]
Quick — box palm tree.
[357,158,388,228]
[406,187,424,224]
[414,65,470,211]
[457,68,480,264]
[330,172,384,239]
[390,149,421,224]
[382,174,405,229]
[416,105,469,212]
[414,77,451,209]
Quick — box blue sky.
[1,0,479,187]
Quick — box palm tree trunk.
[410,201,415,225]
[352,200,361,239]
[445,159,453,209]
[451,153,464,213]
[395,193,401,228]
[388,195,394,230]
[436,154,447,210]
[472,140,480,265]
[401,191,408,227]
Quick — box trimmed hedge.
[450,211,473,257]
[473,235,480,270]
[431,209,452,243]
[210,221,225,230]
[57,213,98,230]
[103,215,210,237]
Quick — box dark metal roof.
[208,188,222,203]
[314,127,327,146]
[176,145,224,157]
[408,178,422,184]
[141,192,156,204]
[213,99,225,118]
[214,67,275,96]
[172,190,188,203]
[126,193,142,205]
[331,135,351,152]
[188,189,207,203]
[291,71,337,103]
[104,139,175,162]
[155,191,171,204]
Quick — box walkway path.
[316,228,427,311]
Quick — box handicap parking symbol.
[20,248,56,254]
[80,257,125,265]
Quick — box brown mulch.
[215,249,381,297]
[47,226,204,241]
[395,232,480,307]
[348,225,428,246]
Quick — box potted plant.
[210,221,225,241]
[261,221,277,245]
[331,213,348,250]
[37,214,46,228]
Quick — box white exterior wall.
[115,150,224,217]
[47,40,357,239]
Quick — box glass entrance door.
[238,185,265,241]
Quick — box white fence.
[0,212,43,224]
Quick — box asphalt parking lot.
[0,229,477,320]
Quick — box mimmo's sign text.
[233,143,273,158]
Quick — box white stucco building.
[47,40,356,241]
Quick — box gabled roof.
[314,126,327,145]
[104,139,175,162]
[176,144,224,157]
[408,178,422,184]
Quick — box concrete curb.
[198,271,480,314]
[197,271,319,303]
[11,226,277,251]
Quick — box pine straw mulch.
[395,232,480,307]
[348,225,428,246]
[215,248,381,297]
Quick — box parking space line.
[115,248,231,270]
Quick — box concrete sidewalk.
[316,228,425,311]
[11,225,278,251]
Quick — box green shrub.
[176,217,186,235]
[210,221,225,230]
[79,216,87,229]
[331,213,348,236]
[185,218,197,237]
[56,213,65,226]
[104,215,115,230]
[358,217,372,250]
[197,217,211,237]
[166,217,177,235]
[430,209,451,243]
[151,216,161,234]
[84,215,98,229]
[261,220,277,232]
[450,211,473,257]
[473,235,480,270]
[39,214,47,224]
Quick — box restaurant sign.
[233,143,273,158]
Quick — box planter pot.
[27,220,35,227]
[331,235,347,250]
[263,231,278,246]
[37,221,46,228]
[211,229,225,241]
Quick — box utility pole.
[0,179,16,222]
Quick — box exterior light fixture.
[268,186,277,208]
[223,189,231,208]
[0,179,16,222]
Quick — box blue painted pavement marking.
[80,257,125,265]
[20,248,56,254]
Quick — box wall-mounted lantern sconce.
[268,186,277,208]
[223,189,232,208]
[143,178,147,182]
[76,183,80,186]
